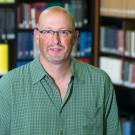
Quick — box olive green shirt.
[0,57,121,135]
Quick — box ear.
[33,29,40,47]
[73,30,79,46]
[75,30,79,40]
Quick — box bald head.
[40,6,72,18]
[37,6,75,30]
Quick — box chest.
[54,79,71,101]
[11,80,104,135]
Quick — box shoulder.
[1,61,31,80]
[0,61,33,90]
[73,58,109,80]
[72,58,114,93]
[72,59,115,106]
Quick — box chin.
[49,57,69,64]
[49,60,64,64]
[46,53,71,64]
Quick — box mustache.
[47,44,65,50]
[48,43,64,48]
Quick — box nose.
[53,32,60,44]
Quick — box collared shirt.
[0,57,121,135]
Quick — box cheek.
[63,38,72,47]
[39,38,48,49]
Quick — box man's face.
[35,11,78,64]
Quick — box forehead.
[38,11,73,29]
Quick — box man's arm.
[0,76,11,135]
[104,76,122,135]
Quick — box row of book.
[17,31,92,60]
[16,61,30,67]
[72,32,92,57]
[17,0,88,29]
[0,8,15,40]
[0,0,14,3]
[122,60,135,87]
[100,0,135,18]
[17,32,33,60]
[0,43,8,75]
[100,26,135,58]
[0,31,92,73]
[99,56,135,88]
[121,119,135,135]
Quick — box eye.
[60,30,69,35]
[42,30,53,35]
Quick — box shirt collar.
[30,57,47,84]
[30,57,85,84]
[70,57,85,83]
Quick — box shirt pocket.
[71,116,96,135]
[72,105,103,135]
[82,117,97,135]
[84,105,103,135]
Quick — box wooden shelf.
[115,85,135,116]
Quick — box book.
[0,0,5,3]
[0,0,14,3]
[121,119,135,135]
[79,31,92,57]
[127,0,135,18]
[0,8,15,40]
[108,0,123,17]
[0,43,9,75]
[6,0,15,3]
[132,63,135,85]
[33,2,46,25]
[100,26,125,55]
[99,56,122,84]
[17,32,33,60]
[122,120,131,135]
[46,2,64,8]
[100,0,135,18]
[76,57,90,64]
[6,8,15,39]
[16,61,29,67]
[130,31,135,57]
[0,8,6,40]
[100,0,110,16]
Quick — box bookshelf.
[99,0,135,133]
[0,2,16,75]
[16,0,100,66]
[0,0,100,75]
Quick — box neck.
[40,58,72,80]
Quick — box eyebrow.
[40,27,72,30]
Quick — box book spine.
[0,43,9,75]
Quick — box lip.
[49,47,63,52]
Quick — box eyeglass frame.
[36,28,73,38]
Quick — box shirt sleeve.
[104,75,122,135]
[0,76,11,135]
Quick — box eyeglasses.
[37,28,72,38]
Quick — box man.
[0,6,121,135]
